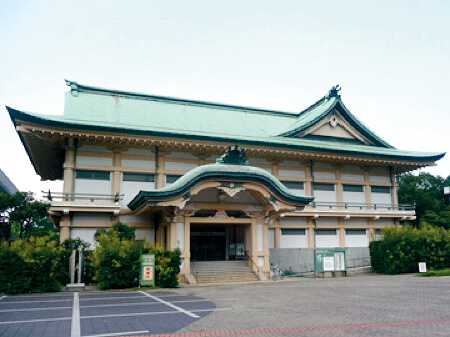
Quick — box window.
[282,181,304,190]
[166,175,182,184]
[313,183,335,191]
[75,170,110,180]
[281,228,306,235]
[371,186,390,194]
[343,185,364,192]
[123,172,155,182]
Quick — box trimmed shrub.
[370,225,450,274]
[91,222,180,289]
[0,236,63,294]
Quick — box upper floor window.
[281,181,305,190]
[166,174,182,184]
[343,185,364,192]
[75,170,110,180]
[371,186,390,194]
[123,172,155,182]
[313,182,335,191]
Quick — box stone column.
[60,215,71,244]
[336,169,343,207]
[63,142,76,198]
[308,218,315,247]
[305,163,313,196]
[274,227,281,248]
[155,147,165,189]
[364,169,371,208]
[338,223,346,248]
[112,149,121,199]
[182,219,191,274]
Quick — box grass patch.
[416,269,450,277]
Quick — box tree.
[397,172,450,229]
[0,192,52,240]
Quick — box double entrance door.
[190,224,246,261]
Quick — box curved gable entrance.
[128,146,313,280]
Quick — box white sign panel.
[418,262,427,273]
[334,252,345,271]
[323,256,335,271]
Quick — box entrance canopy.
[128,146,314,214]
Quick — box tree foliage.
[397,172,450,228]
[370,225,450,274]
[0,192,54,240]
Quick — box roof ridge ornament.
[217,145,248,165]
[327,84,341,99]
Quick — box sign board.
[140,254,155,287]
[418,262,427,273]
[444,186,450,195]
[315,249,346,272]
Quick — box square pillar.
[274,227,281,248]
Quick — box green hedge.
[370,225,450,274]
[91,223,180,289]
[0,236,64,294]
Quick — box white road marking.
[0,308,230,325]
[139,291,199,318]
[80,299,210,309]
[0,306,72,313]
[0,317,71,325]
[83,330,149,337]
[71,292,81,337]
[0,299,73,304]
[79,295,146,302]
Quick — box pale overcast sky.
[0,0,448,198]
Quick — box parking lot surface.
[0,290,215,337]
[1,274,450,337]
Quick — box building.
[0,169,19,195]
[7,81,445,281]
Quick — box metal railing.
[307,201,414,211]
[244,251,260,274]
[42,191,123,203]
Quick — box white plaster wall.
[120,180,155,206]
[176,223,184,252]
[165,161,197,171]
[371,191,392,207]
[72,212,111,222]
[122,148,153,156]
[74,177,111,196]
[280,217,307,226]
[345,229,368,247]
[280,229,307,248]
[315,229,339,248]
[369,175,391,183]
[78,145,111,153]
[269,228,275,249]
[342,189,366,204]
[71,228,99,248]
[314,171,336,180]
[121,159,156,169]
[278,169,305,178]
[166,151,198,160]
[341,173,364,181]
[76,155,113,166]
[313,189,336,203]
[316,218,339,226]
[135,228,156,243]
[344,218,368,227]
[257,224,264,252]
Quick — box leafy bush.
[91,222,180,289]
[0,236,63,294]
[370,225,450,274]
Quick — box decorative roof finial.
[217,145,248,165]
[328,84,341,98]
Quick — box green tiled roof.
[7,81,445,164]
[128,162,314,211]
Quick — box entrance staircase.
[191,261,259,284]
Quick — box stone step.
[195,273,259,283]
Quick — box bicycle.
[270,263,284,281]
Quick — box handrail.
[42,191,124,202]
[244,251,260,274]
[306,201,415,211]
